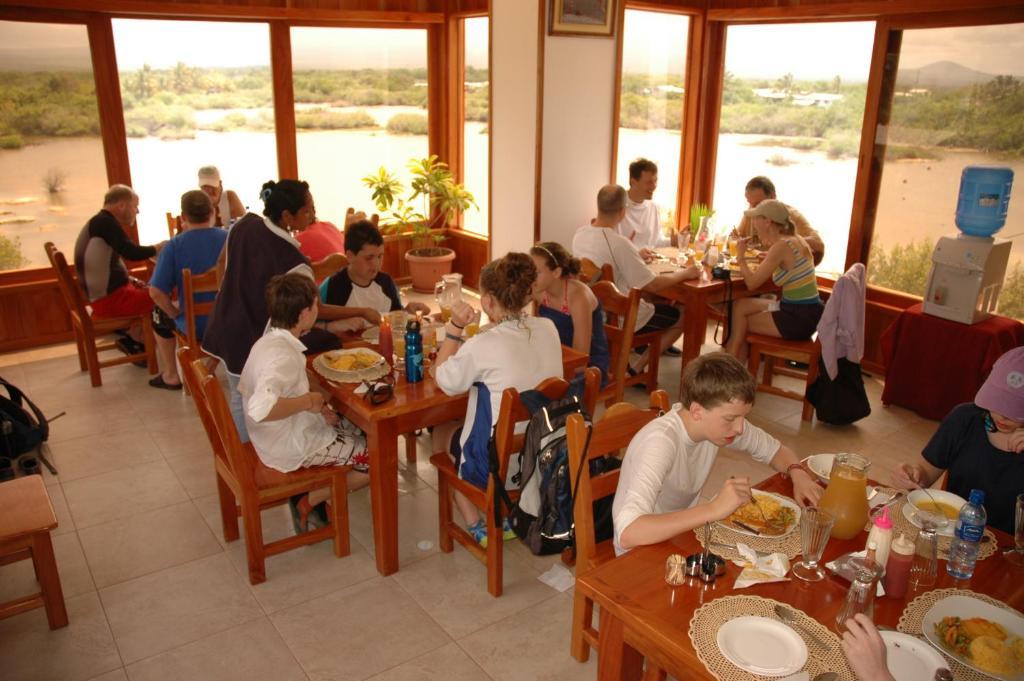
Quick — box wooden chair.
[311,253,347,282]
[430,367,600,597]
[179,266,221,353]
[345,207,380,228]
[0,476,68,630]
[567,389,670,664]
[746,264,865,422]
[45,242,156,387]
[165,212,183,239]
[589,279,662,394]
[580,257,613,285]
[178,346,352,585]
[591,281,640,406]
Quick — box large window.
[711,22,874,277]
[615,9,689,229]
[0,21,104,272]
[112,19,276,245]
[462,17,489,236]
[870,23,1024,317]
[291,27,428,229]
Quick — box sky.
[0,17,1021,79]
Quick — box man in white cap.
[197,165,245,228]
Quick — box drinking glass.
[909,527,938,587]
[793,507,834,581]
[1007,493,1024,567]
[835,560,881,633]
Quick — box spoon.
[774,605,829,650]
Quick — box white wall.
[538,33,617,250]
[489,0,541,257]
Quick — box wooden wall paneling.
[607,0,627,184]
[485,0,492,250]
[11,0,445,22]
[845,20,895,270]
[676,7,705,230]
[691,19,725,206]
[269,22,299,179]
[445,227,488,290]
[0,282,74,352]
[442,15,464,186]
[707,0,1024,21]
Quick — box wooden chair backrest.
[189,354,259,494]
[567,390,670,573]
[590,281,640,404]
[45,241,93,332]
[346,207,380,227]
[181,267,221,349]
[311,253,348,282]
[580,258,613,285]
[490,367,601,485]
[166,212,183,239]
[177,346,231,473]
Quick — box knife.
[731,520,761,535]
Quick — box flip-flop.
[148,375,183,391]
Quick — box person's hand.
[1006,430,1024,453]
[321,406,340,426]
[891,463,925,490]
[791,468,823,507]
[736,237,749,258]
[361,308,382,325]
[711,476,752,519]
[306,392,325,413]
[639,247,656,263]
[405,301,431,317]
[841,614,895,681]
[450,300,476,329]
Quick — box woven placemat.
[696,521,802,561]
[869,488,998,562]
[688,595,856,681]
[897,587,1023,681]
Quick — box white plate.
[881,631,949,681]
[716,616,808,676]
[313,348,388,383]
[717,491,801,538]
[802,453,836,482]
[922,594,1024,680]
[902,489,967,538]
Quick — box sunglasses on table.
[361,375,395,405]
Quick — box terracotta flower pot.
[405,247,456,293]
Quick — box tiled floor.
[0,321,942,681]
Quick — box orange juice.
[818,454,870,539]
[465,322,479,337]
[440,307,452,323]
[694,249,705,264]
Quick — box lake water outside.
[2,121,1019,275]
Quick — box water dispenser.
[923,165,1013,325]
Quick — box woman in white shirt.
[432,252,564,546]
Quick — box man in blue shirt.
[148,190,228,389]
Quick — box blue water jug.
[955,165,1013,237]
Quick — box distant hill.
[897,61,997,89]
[0,46,92,72]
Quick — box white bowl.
[802,453,836,482]
[922,594,1024,681]
[903,489,967,537]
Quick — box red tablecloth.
[881,303,1024,420]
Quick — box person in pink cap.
[892,346,1024,534]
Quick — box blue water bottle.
[946,489,986,580]
[404,314,424,383]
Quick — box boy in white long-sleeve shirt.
[612,352,822,554]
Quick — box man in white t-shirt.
[612,352,822,554]
[616,158,683,260]
[573,184,696,367]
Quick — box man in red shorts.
[74,185,176,385]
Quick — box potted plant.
[363,156,477,293]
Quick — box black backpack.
[805,357,871,425]
[496,392,619,556]
[0,377,49,459]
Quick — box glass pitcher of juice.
[818,453,870,539]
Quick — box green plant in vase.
[689,202,714,242]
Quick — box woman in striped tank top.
[725,199,824,360]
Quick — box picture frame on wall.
[549,0,616,38]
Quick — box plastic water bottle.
[946,489,987,580]
[404,314,424,383]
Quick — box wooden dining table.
[576,473,1024,681]
[311,343,589,576]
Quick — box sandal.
[148,375,183,391]
[288,494,331,535]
